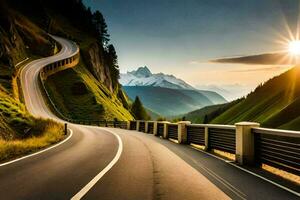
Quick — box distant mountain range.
[120,67,227,117]
[196,84,252,101]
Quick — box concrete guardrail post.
[163,122,170,139]
[204,126,209,151]
[153,121,158,136]
[136,120,141,131]
[145,121,149,133]
[127,121,131,130]
[235,122,260,165]
[178,121,191,144]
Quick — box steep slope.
[211,66,300,130]
[45,64,133,121]
[123,86,215,116]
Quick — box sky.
[83,0,300,92]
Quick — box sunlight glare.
[288,40,300,55]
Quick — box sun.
[288,40,300,55]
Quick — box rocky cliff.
[83,43,113,92]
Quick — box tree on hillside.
[93,10,110,46]
[131,96,150,120]
[106,44,120,89]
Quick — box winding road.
[0,36,298,200]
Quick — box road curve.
[0,36,230,200]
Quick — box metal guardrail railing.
[138,121,146,132]
[186,125,205,146]
[253,128,300,176]
[186,124,235,153]
[208,127,236,154]
[147,122,154,134]
[157,123,164,137]
[168,124,178,140]
[129,120,300,178]
[130,121,137,130]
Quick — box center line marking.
[71,129,123,200]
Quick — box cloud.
[189,60,200,65]
[210,52,295,65]
[229,66,290,73]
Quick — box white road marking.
[190,146,300,198]
[178,147,246,200]
[71,129,123,200]
[0,129,73,167]
[15,57,29,67]
[227,162,300,198]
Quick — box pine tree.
[131,96,150,120]
[92,10,110,46]
[106,44,120,89]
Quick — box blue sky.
[83,0,299,89]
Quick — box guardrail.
[128,120,300,176]
[38,40,81,122]
[253,128,300,176]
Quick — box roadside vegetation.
[0,86,64,162]
[0,119,64,162]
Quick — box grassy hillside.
[123,86,216,116]
[0,86,64,161]
[45,64,133,121]
[211,66,300,130]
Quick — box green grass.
[0,120,64,162]
[45,63,134,121]
[0,87,64,161]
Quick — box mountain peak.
[129,66,152,77]
[121,66,196,90]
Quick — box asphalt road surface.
[0,36,298,200]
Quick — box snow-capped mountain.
[120,66,195,90]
